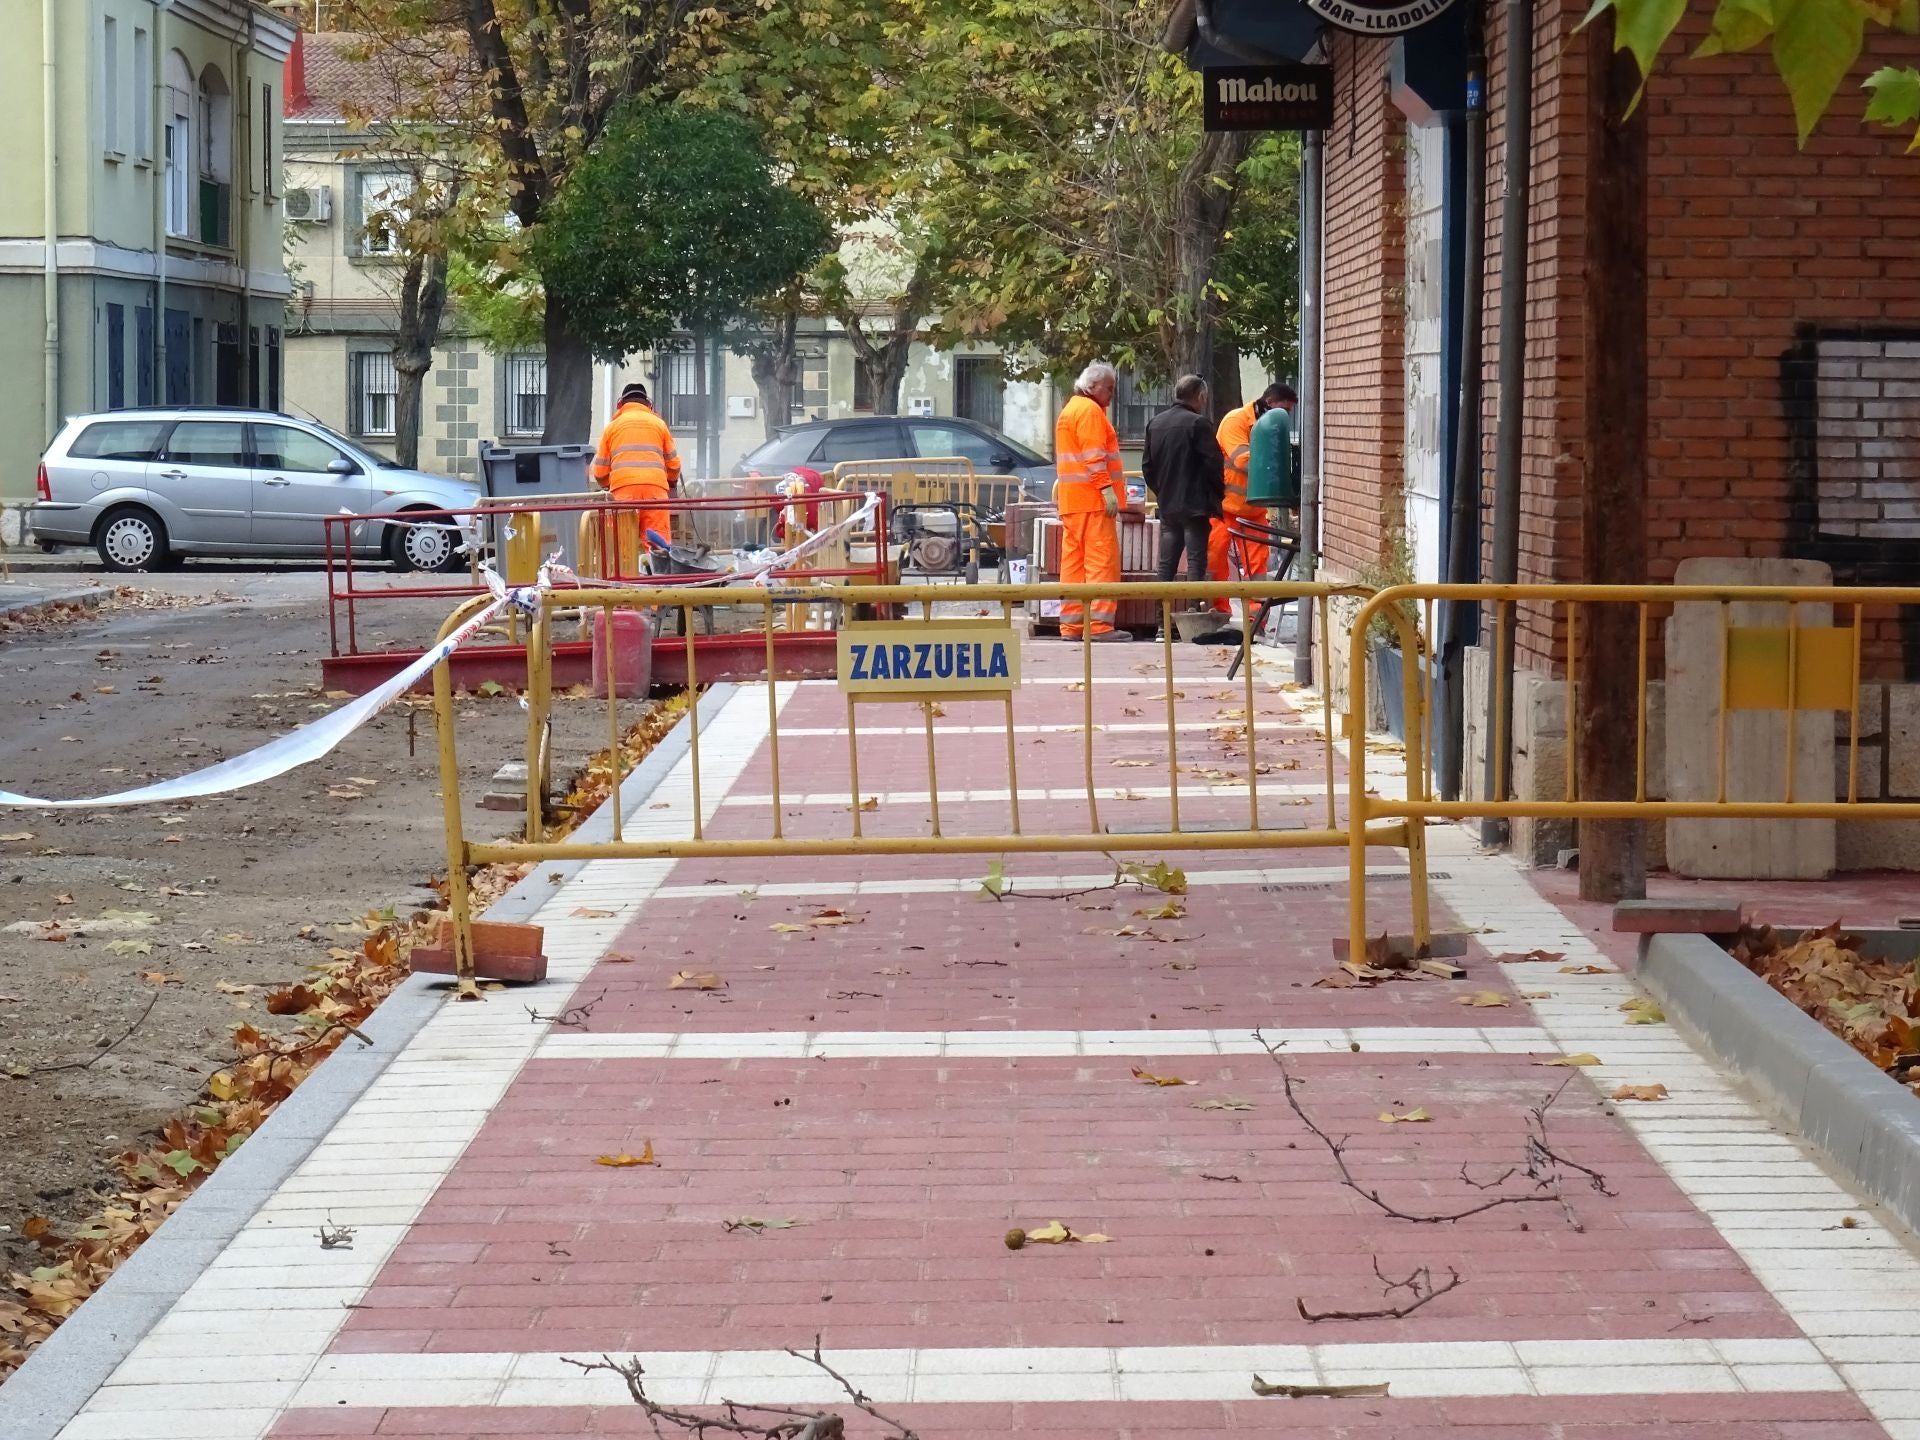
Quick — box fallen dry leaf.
[1131,1067,1191,1086]
[52,894,74,907]
[725,1216,798,1232]
[0,833,34,844]
[769,923,809,933]
[1193,1097,1255,1111]
[808,909,863,927]
[1019,1220,1112,1245]
[1377,1108,1432,1123]
[1137,900,1186,921]
[1559,964,1615,976]
[1621,997,1666,1025]
[859,796,880,811]
[571,907,615,919]
[874,966,910,977]
[107,940,153,957]
[595,1143,657,1168]
[1538,1053,1602,1067]
[139,971,182,985]
[1110,758,1153,768]
[1611,1083,1669,1102]
[325,786,364,800]
[1521,990,1553,999]
[1496,949,1566,963]
[668,971,726,991]
[1454,991,1510,1009]
[215,982,254,995]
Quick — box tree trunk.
[1575,14,1649,903]
[1209,340,1244,418]
[392,250,450,471]
[842,255,935,420]
[749,311,801,440]
[1167,130,1252,391]
[541,300,595,445]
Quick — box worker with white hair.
[1052,361,1130,642]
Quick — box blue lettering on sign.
[914,643,933,680]
[934,643,954,678]
[956,645,972,679]
[870,645,890,679]
[987,644,1010,679]
[849,644,869,680]
[892,644,912,679]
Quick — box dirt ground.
[0,565,610,1275]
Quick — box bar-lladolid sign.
[837,620,1022,697]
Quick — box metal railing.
[1344,582,1920,962]
[427,579,1400,993]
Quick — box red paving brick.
[339,1051,1787,1355]
[589,887,1523,1032]
[271,1394,1887,1438]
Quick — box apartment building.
[0,0,293,501]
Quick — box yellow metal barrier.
[430,579,1411,995]
[1345,582,1920,964]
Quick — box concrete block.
[1889,685,1920,798]
[411,919,548,985]
[1612,898,1744,934]
[1836,684,1884,740]
[1837,743,1885,801]
[1665,557,1836,879]
[1839,819,1920,871]
[1328,931,1472,963]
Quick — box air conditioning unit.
[284,185,333,223]
[726,395,756,419]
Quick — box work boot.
[1090,630,1134,643]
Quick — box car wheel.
[95,507,170,573]
[387,514,464,573]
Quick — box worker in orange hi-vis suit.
[590,382,682,576]
[1052,361,1132,643]
[1207,381,1295,614]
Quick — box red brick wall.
[1319,34,1407,577]
[1479,0,1589,670]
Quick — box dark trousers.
[1156,513,1212,584]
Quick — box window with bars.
[953,356,1005,430]
[352,351,398,437]
[798,345,828,420]
[657,350,703,429]
[503,354,547,437]
[1111,373,1170,444]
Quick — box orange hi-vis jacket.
[1216,402,1260,514]
[591,401,682,502]
[1053,393,1125,514]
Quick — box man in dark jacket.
[1141,374,1226,587]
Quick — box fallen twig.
[1252,1377,1391,1398]
[1296,1256,1464,1322]
[1254,1028,1604,1226]
[528,988,606,1030]
[565,1335,920,1439]
[317,1219,356,1251]
[13,993,159,1076]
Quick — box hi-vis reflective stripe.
[1228,445,1251,466]
[612,443,668,461]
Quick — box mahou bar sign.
[1202,64,1336,132]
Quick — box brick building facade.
[1314,6,1920,680]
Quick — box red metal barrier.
[319,489,891,694]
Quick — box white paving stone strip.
[1424,823,1920,1440]
[779,720,1313,735]
[196,1336,1842,1413]
[50,686,789,1440]
[537,1024,1553,1061]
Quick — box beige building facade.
[0,0,293,502]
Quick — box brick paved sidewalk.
[19,637,1920,1439]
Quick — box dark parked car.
[734,416,1057,499]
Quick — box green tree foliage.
[1588,0,1920,147]
[529,104,833,363]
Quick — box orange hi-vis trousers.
[1207,501,1268,614]
[1060,510,1122,638]
[604,488,671,577]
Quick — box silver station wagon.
[31,408,481,573]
